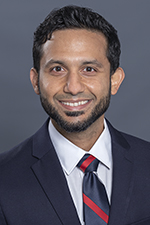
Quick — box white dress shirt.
[49,119,112,225]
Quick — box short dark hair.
[33,5,121,75]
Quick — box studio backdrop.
[0,0,150,153]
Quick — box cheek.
[39,76,63,99]
[86,77,110,97]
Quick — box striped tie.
[77,154,109,225]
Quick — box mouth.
[59,99,91,111]
[61,100,88,107]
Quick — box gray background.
[0,0,150,153]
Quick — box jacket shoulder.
[0,136,33,169]
[0,119,50,168]
[106,119,150,154]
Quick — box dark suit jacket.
[0,119,150,225]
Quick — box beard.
[39,88,111,133]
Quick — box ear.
[111,67,125,95]
[30,68,40,95]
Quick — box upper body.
[1,5,150,225]
[0,118,150,225]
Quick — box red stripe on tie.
[80,155,96,172]
[83,193,109,223]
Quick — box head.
[33,5,121,76]
[30,6,124,134]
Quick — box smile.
[61,100,89,107]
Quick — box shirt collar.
[49,119,112,175]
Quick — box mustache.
[55,93,94,100]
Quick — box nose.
[63,72,85,95]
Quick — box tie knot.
[77,154,99,173]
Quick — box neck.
[52,116,105,151]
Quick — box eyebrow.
[44,59,104,69]
[82,60,103,68]
[44,59,65,69]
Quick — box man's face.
[31,29,122,133]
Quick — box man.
[0,5,150,225]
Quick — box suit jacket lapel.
[107,121,134,225]
[31,119,81,225]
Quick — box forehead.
[41,29,108,63]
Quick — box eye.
[83,66,96,73]
[52,66,64,72]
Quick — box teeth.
[62,100,88,107]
